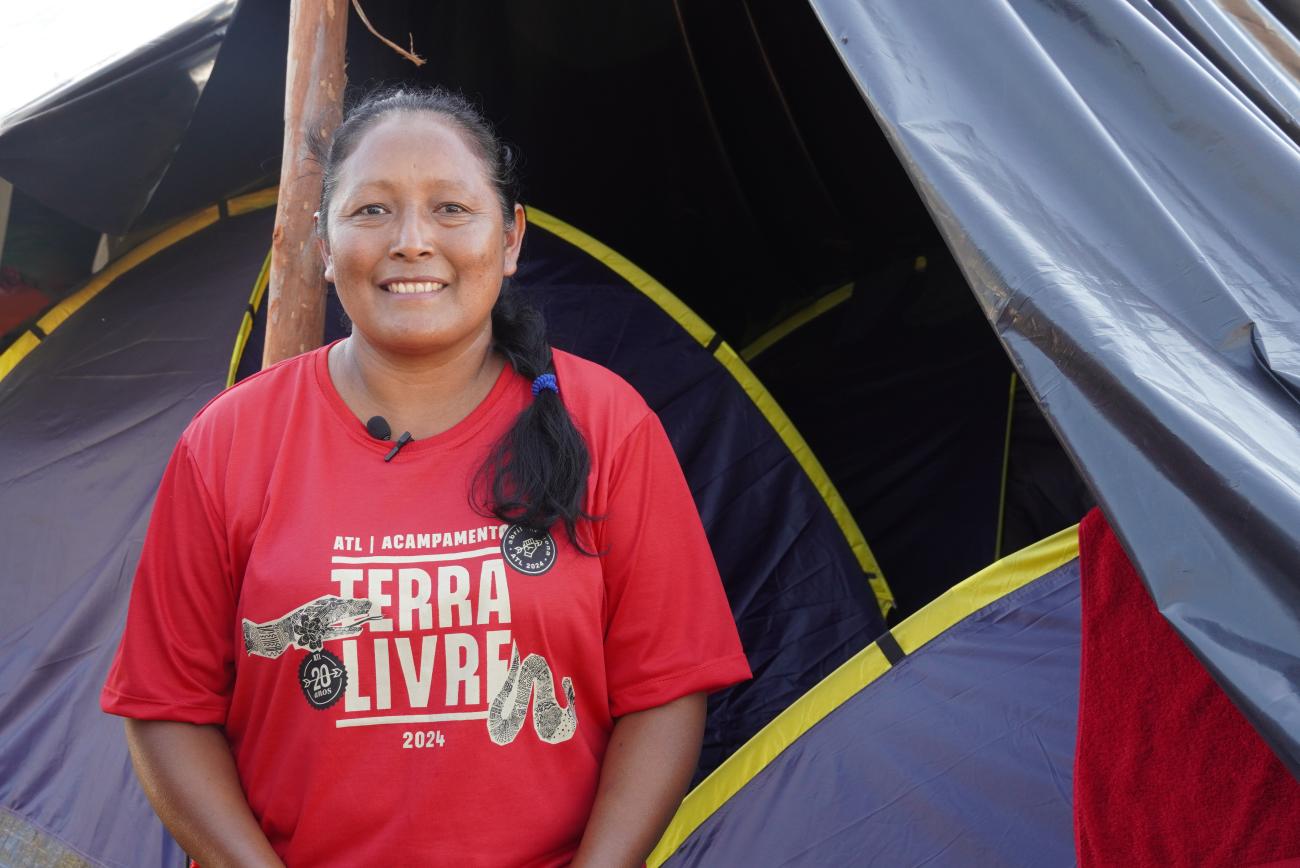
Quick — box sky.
[0,0,230,125]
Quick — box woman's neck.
[328,331,507,440]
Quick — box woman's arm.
[570,691,707,868]
[124,719,285,868]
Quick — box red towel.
[1075,508,1300,867]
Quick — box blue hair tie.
[531,373,559,397]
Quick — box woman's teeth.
[386,281,442,294]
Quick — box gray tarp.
[811,0,1300,773]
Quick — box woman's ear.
[314,211,334,283]
[502,204,526,278]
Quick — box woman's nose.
[389,210,436,259]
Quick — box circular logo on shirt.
[299,649,347,710]
[501,524,557,575]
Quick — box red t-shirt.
[102,344,751,867]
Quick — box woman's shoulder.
[552,349,655,449]
[181,345,325,453]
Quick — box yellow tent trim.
[0,205,221,386]
[525,206,892,616]
[649,644,893,868]
[227,248,274,388]
[740,282,854,361]
[712,341,890,609]
[739,252,929,363]
[38,205,221,337]
[1,187,284,388]
[525,207,714,347]
[227,187,280,217]
[0,331,41,382]
[648,522,1080,866]
[891,522,1078,654]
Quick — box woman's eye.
[356,204,387,216]
[440,203,467,214]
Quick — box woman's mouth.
[383,281,446,294]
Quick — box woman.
[102,86,751,867]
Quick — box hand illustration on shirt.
[242,596,378,659]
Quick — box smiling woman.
[100,85,751,868]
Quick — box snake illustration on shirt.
[487,644,577,745]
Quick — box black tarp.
[811,0,1300,773]
[0,3,236,235]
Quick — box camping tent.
[1,0,1297,864]
[652,526,1083,865]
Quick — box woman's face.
[319,112,525,357]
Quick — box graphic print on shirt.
[239,522,577,744]
[243,595,378,658]
[501,524,557,575]
[487,645,577,744]
[243,595,379,710]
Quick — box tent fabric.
[747,245,1021,615]
[738,271,1093,586]
[0,187,272,382]
[0,208,271,868]
[812,0,1300,774]
[651,525,1081,866]
[0,0,948,344]
[522,208,893,615]
[0,196,888,864]
[1075,506,1300,866]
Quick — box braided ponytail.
[474,287,596,550]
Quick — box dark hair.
[311,85,521,237]
[310,85,595,549]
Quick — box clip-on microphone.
[366,416,412,462]
[384,432,413,462]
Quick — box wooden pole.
[263,0,348,368]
